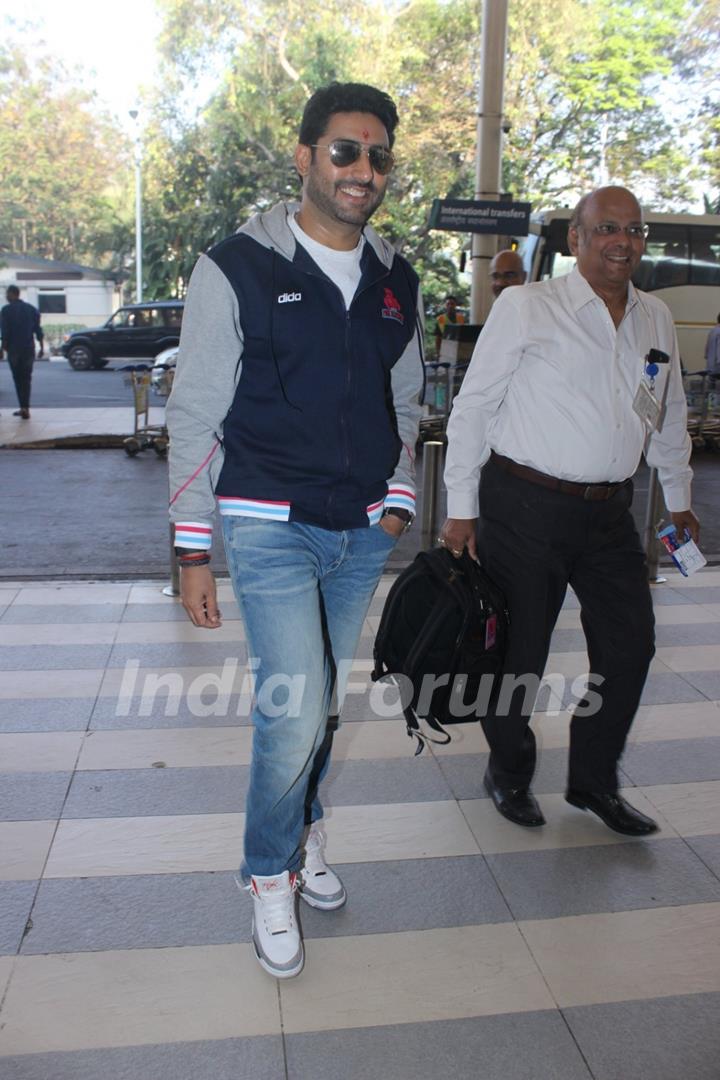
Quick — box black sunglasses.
[310,139,395,175]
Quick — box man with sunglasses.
[441,185,698,837]
[167,82,423,979]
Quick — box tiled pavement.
[1,572,720,1079]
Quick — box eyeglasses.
[490,270,523,282]
[592,223,650,239]
[310,139,395,175]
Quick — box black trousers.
[478,457,655,794]
[7,347,34,410]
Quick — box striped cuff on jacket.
[174,522,213,550]
[384,485,416,515]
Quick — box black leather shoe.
[483,770,545,827]
[565,790,659,836]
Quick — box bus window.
[689,225,720,286]
[634,224,690,291]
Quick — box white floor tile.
[640,780,720,838]
[44,814,245,878]
[662,569,720,587]
[0,670,104,700]
[76,727,253,770]
[521,902,720,1006]
[333,718,427,760]
[11,585,130,606]
[628,700,720,742]
[0,957,14,1002]
[280,924,554,1033]
[459,789,675,855]
[0,625,117,646]
[0,821,57,880]
[322,801,480,863]
[656,644,720,672]
[0,944,280,1054]
[114,620,246,644]
[0,732,84,773]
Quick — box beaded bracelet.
[177,552,211,568]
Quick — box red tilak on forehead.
[362,129,369,139]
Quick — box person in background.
[1,285,44,419]
[434,294,465,356]
[489,249,526,300]
[704,313,720,375]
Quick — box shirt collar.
[567,264,639,316]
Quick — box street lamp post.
[129,109,143,303]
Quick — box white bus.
[518,209,720,373]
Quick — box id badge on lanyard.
[632,350,668,433]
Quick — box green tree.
[0,33,132,269]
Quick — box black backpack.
[372,547,509,754]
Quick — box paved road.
[1,448,718,579]
[0,357,159,411]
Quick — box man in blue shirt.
[1,285,44,418]
[705,314,720,375]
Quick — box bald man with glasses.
[441,186,698,839]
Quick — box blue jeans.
[222,518,397,879]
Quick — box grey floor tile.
[62,766,249,818]
[669,585,720,604]
[22,871,249,953]
[89,693,252,729]
[639,672,707,705]
[285,1011,592,1080]
[0,1036,286,1080]
[649,587,704,606]
[435,746,571,799]
[298,856,511,940]
[0,604,125,624]
[107,641,249,668]
[685,835,720,880]
[655,622,720,646]
[550,628,590,652]
[0,772,70,820]
[620,737,720,785]
[338,691,397,723]
[0,698,94,732]
[0,881,36,954]
[564,992,720,1080]
[554,622,720,650]
[62,756,453,818]
[121,602,233,622]
[486,838,720,920]
[677,670,720,699]
[321,756,453,805]
[22,856,511,954]
[0,644,112,671]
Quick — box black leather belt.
[490,451,629,501]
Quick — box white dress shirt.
[445,266,692,517]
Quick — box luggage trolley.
[120,363,173,457]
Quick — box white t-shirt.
[289,214,364,310]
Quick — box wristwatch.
[381,507,414,534]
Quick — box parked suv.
[61,301,184,370]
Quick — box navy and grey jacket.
[168,201,424,548]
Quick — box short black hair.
[6,285,19,299]
[299,82,399,149]
[445,295,458,303]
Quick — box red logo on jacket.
[382,287,404,324]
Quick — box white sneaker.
[299,822,347,910]
[247,871,304,979]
